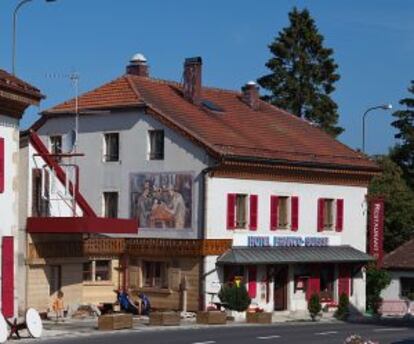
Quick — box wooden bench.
[98,313,133,331]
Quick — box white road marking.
[192,341,216,344]
[373,328,408,332]
[315,331,338,336]
[257,335,281,339]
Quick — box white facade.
[203,176,368,312]
[0,115,20,316]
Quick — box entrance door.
[49,265,62,296]
[274,266,287,311]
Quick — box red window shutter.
[2,237,14,317]
[306,264,320,301]
[248,266,257,298]
[0,138,4,193]
[249,195,258,231]
[317,198,325,232]
[270,196,279,230]
[336,199,344,232]
[227,194,236,230]
[338,264,350,297]
[291,196,299,231]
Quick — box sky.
[1,0,413,155]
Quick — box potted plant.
[334,292,350,320]
[308,293,322,321]
[218,282,251,321]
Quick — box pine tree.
[368,156,414,252]
[258,7,343,137]
[391,80,414,189]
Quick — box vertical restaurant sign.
[369,197,384,267]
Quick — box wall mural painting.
[130,172,193,229]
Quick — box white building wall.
[204,176,368,312]
[381,270,414,301]
[205,176,368,251]
[36,111,211,239]
[0,115,20,316]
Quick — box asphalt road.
[42,322,414,344]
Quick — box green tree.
[368,155,414,252]
[366,264,391,314]
[391,80,414,189]
[258,7,343,137]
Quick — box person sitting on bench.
[117,290,139,315]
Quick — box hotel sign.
[248,236,329,248]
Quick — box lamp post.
[362,104,392,153]
[12,0,57,75]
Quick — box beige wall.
[129,257,200,312]
[27,258,120,312]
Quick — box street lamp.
[12,0,57,75]
[362,104,392,153]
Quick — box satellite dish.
[0,313,8,343]
[63,129,77,153]
[25,308,42,338]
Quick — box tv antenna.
[45,71,80,152]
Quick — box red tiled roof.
[0,69,44,102]
[43,74,378,171]
[383,239,414,270]
[45,76,142,113]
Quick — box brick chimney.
[183,57,202,105]
[126,53,149,77]
[242,81,260,110]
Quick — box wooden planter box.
[246,312,272,324]
[196,311,227,325]
[98,313,133,331]
[149,312,181,326]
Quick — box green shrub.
[366,264,391,314]
[307,293,321,321]
[218,283,251,312]
[335,292,350,320]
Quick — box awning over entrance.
[217,245,374,265]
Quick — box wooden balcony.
[28,238,232,260]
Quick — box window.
[323,199,335,230]
[278,196,289,229]
[50,135,62,155]
[103,192,118,218]
[82,262,93,281]
[103,133,119,162]
[149,130,164,160]
[400,278,414,298]
[83,260,111,282]
[223,265,245,284]
[95,260,111,281]
[32,168,50,217]
[320,265,335,301]
[318,198,344,232]
[143,261,169,289]
[235,194,247,229]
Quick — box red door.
[274,266,288,311]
